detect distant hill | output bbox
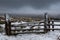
[0,13,60,19]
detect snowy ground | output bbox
[0,21,60,40]
[0,31,60,40]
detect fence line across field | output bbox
[4,13,60,35]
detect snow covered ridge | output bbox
[11,21,27,25]
[0,31,60,40]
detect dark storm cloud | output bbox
[0,0,60,9]
[0,0,60,14]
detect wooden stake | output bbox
[44,13,47,33]
[52,19,54,31]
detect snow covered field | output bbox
[0,21,60,40]
[0,31,60,40]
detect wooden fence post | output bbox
[5,13,11,35]
[44,13,48,33]
[48,17,50,31]
[52,19,54,31]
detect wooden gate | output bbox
[5,13,60,35]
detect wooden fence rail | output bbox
[11,28,60,31]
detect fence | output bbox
[4,13,60,35]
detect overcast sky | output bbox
[0,0,60,15]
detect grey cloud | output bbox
[0,0,60,14]
[0,0,60,9]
